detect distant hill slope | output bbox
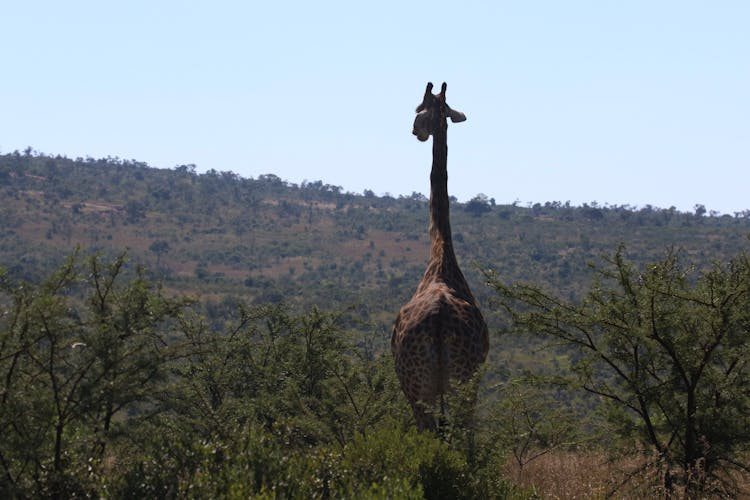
[2,150,750,339]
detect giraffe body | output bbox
[392,83,489,431]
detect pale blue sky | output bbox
[2,1,748,213]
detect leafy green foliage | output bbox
[167,303,407,447]
[0,251,187,497]
[0,253,532,498]
[488,247,750,495]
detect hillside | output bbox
[4,150,750,496]
[2,149,750,338]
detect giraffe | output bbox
[391,82,489,431]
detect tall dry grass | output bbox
[502,450,750,499]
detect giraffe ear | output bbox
[447,106,466,123]
[416,82,434,113]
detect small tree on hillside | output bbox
[487,246,750,496]
[464,194,492,217]
[149,240,170,269]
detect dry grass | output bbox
[502,450,750,499]
[503,450,626,499]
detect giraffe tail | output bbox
[438,392,447,435]
[436,306,449,435]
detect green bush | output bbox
[0,250,530,498]
[339,424,477,499]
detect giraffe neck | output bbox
[419,125,474,299]
[428,126,454,264]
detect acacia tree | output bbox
[0,252,185,497]
[487,246,750,495]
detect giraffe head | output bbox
[412,82,466,142]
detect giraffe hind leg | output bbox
[411,400,437,432]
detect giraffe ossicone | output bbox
[392,82,489,431]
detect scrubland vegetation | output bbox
[2,150,750,497]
